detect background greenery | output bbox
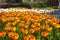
[0,0,59,9]
[23,0,58,7]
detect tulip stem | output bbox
[2,37,4,40]
[40,30,42,40]
[0,37,2,40]
[52,27,55,40]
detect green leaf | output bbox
[40,20,46,26]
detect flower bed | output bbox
[0,11,60,40]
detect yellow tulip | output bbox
[10,27,16,32]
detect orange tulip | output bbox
[54,24,60,28]
[41,32,49,37]
[28,35,36,40]
[12,19,20,25]
[8,32,19,40]
[26,21,30,25]
[15,19,20,23]
[39,25,45,30]
[13,33,19,39]
[30,29,35,33]
[8,32,14,38]
[34,27,40,32]
[20,28,24,33]
[45,20,49,24]
[19,23,25,27]
[6,22,11,27]
[51,17,56,23]
[8,17,14,21]
[1,17,7,22]
[24,30,28,34]
[12,22,16,26]
[24,17,28,20]
[5,26,11,31]
[24,36,29,40]
[31,19,34,22]
[45,14,50,19]
[24,25,29,28]
[28,17,31,21]
[31,24,36,28]
[34,22,40,26]
[45,25,52,32]
[0,31,6,37]
[55,19,59,23]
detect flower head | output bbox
[41,32,49,37]
[0,31,6,37]
[8,32,19,40]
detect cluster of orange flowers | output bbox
[0,11,60,40]
[8,32,19,40]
